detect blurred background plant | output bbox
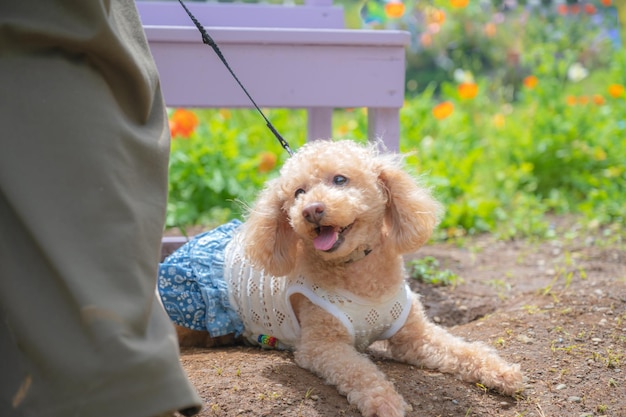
[166,0,625,242]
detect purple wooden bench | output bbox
[136,0,410,258]
[137,0,409,150]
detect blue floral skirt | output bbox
[158,220,244,337]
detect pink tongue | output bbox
[314,226,338,251]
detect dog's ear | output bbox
[379,162,441,253]
[239,179,298,276]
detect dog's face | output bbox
[240,140,441,276]
[279,141,388,262]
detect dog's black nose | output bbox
[302,202,325,224]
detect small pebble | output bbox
[309,395,319,401]
[568,396,582,403]
[451,399,459,405]
[555,384,567,390]
[516,335,533,344]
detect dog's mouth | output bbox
[313,223,353,252]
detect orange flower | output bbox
[169,108,199,139]
[592,94,605,106]
[258,151,277,173]
[566,95,578,106]
[428,9,446,25]
[608,84,625,98]
[484,22,497,38]
[458,82,478,99]
[384,1,405,19]
[557,4,568,14]
[450,0,469,8]
[600,0,612,6]
[433,101,454,120]
[523,75,538,89]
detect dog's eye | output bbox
[294,188,306,198]
[333,175,348,186]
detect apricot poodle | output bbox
[158,139,523,417]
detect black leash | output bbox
[177,0,294,157]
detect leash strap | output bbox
[176,0,294,157]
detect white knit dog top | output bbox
[224,234,413,351]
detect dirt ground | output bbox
[170,220,625,417]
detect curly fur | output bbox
[181,140,523,416]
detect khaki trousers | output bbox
[0,1,201,416]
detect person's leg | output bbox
[0,31,201,417]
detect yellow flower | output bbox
[593,147,607,161]
[608,84,625,98]
[218,109,232,120]
[492,113,506,129]
[433,101,454,120]
[458,82,478,100]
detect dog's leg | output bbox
[388,296,523,396]
[294,300,409,417]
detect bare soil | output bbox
[170,220,626,417]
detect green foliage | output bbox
[408,256,460,286]
[165,5,625,241]
[166,109,306,228]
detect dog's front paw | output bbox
[350,386,408,417]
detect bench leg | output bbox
[307,107,333,141]
[368,107,400,152]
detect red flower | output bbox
[169,109,199,139]
[583,3,597,14]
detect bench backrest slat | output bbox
[136,1,345,29]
